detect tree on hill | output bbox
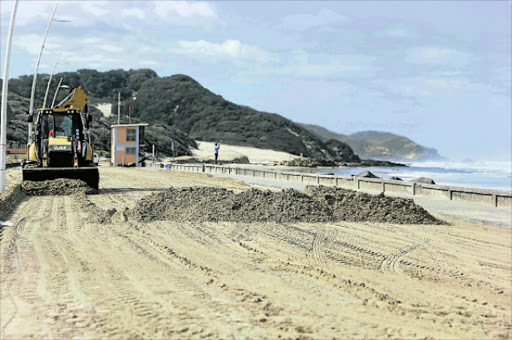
[2,70,362,161]
[131,74,338,159]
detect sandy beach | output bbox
[1,164,511,339]
[173,141,300,164]
[2,0,508,337]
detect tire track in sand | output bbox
[109,221,297,338]
[1,196,52,338]
[307,226,337,267]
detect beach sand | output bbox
[176,141,300,164]
[1,165,510,339]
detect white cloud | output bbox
[13,34,60,55]
[96,44,124,53]
[279,60,363,78]
[170,40,278,64]
[80,2,110,17]
[378,27,415,38]
[276,53,375,79]
[139,46,163,54]
[2,1,216,31]
[154,1,217,19]
[0,1,106,28]
[1,1,55,27]
[279,9,348,32]
[406,47,470,65]
[82,38,102,44]
[12,32,138,72]
[169,41,374,80]
[373,76,485,99]
[139,60,163,67]
[120,8,145,20]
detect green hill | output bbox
[1,70,357,161]
[2,69,442,163]
[302,124,443,161]
[130,74,340,159]
[0,70,197,158]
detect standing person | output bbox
[214,142,220,164]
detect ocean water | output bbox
[319,161,512,192]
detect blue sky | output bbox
[1,1,511,161]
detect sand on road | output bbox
[1,167,511,339]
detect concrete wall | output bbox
[169,164,512,209]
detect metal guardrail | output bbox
[168,164,512,209]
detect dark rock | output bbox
[280,158,337,167]
[324,139,360,162]
[175,156,250,164]
[410,177,436,185]
[353,170,380,179]
[359,159,406,167]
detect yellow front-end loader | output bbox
[22,86,99,189]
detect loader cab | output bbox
[34,108,89,167]
[38,109,85,140]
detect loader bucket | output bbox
[22,167,100,190]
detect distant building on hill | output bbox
[111,123,148,166]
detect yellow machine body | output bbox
[23,86,99,189]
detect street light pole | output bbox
[0,0,19,193]
[42,52,61,109]
[51,78,63,108]
[117,92,121,124]
[28,3,58,143]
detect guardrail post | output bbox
[412,182,416,196]
[301,175,304,183]
[382,181,385,193]
[317,175,320,184]
[449,189,453,200]
[492,194,498,207]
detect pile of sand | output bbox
[130,187,333,223]
[22,179,97,196]
[129,186,444,225]
[304,186,443,225]
[0,184,25,219]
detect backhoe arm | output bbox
[54,86,90,112]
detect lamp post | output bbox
[0,0,19,193]
[27,4,69,142]
[51,79,65,108]
[117,92,121,124]
[42,52,61,109]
